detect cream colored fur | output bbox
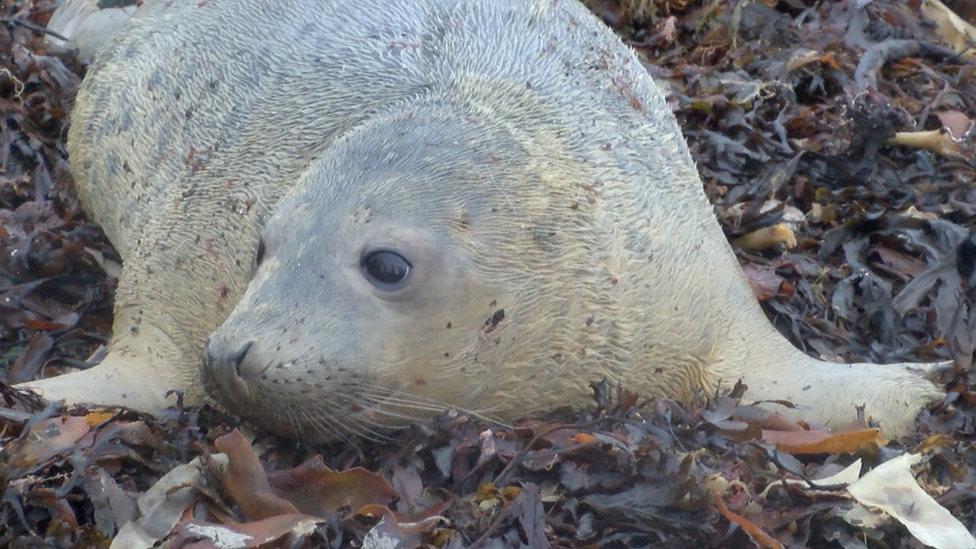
[23,0,943,438]
[46,0,136,63]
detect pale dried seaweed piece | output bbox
[847,453,976,549]
[109,454,227,549]
[922,0,976,60]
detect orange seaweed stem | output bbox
[714,492,784,549]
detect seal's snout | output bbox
[203,338,255,378]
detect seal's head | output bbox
[202,80,622,439]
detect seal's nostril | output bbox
[204,338,255,378]
[229,340,254,376]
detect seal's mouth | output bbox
[201,360,359,440]
[199,337,442,441]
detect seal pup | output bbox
[23,0,944,439]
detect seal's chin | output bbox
[202,364,374,440]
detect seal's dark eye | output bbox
[361,250,411,290]
[255,239,267,267]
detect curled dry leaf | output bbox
[741,263,792,302]
[213,429,299,520]
[7,415,91,468]
[267,454,397,517]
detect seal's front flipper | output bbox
[15,356,175,412]
[14,320,204,412]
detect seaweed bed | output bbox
[1,0,975,547]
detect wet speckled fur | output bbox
[26,0,942,438]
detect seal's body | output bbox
[26,0,942,438]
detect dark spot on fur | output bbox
[531,228,560,253]
[446,321,452,329]
[485,309,505,328]
[585,316,594,326]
